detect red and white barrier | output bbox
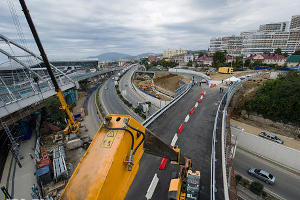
[159,158,168,170]
[177,124,184,133]
[189,108,195,115]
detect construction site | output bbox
[134,72,190,100]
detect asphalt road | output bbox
[126,85,224,200]
[119,65,157,116]
[85,88,101,135]
[99,77,143,122]
[233,148,300,200]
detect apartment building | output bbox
[163,49,187,58]
[290,15,300,30]
[209,15,300,57]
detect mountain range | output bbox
[88,52,160,62]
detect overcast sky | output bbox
[0,0,299,59]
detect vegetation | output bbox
[274,48,282,54]
[244,71,300,126]
[45,96,66,128]
[250,181,264,196]
[150,59,177,69]
[212,51,226,68]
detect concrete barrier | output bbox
[131,80,170,109]
[168,68,210,80]
[231,126,300,173]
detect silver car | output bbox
[248,168,275,184]
[259,132,284,144]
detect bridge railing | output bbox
[211,71,266,200]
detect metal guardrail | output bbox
[211,72,266,200]
[142,83,192,128]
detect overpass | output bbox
[0,34,122,125]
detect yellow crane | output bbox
[60,115,199,200]
[19,0,80,134]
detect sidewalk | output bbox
[0,136,37,200]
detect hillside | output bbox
[89,52,158,62]
[243,71,300,126]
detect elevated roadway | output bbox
[126,85,223,200]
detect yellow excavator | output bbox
[20,0,200,199]
[19,0,80,134]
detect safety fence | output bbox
[211,72,266,200]
[142,83,191,128]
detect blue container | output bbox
[19,119,32,141]
[36,165,52,185]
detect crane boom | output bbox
[19,0,80,134]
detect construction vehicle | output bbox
[59,115,200,199]
[218,67,233,74]
[19,0,80,134]
[169,170,201,200]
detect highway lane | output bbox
[85,88,101,135]
[119,65,157,115]
[99,77,143,122]
[234,148,300,200]
[126,85,223,200]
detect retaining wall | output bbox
[131,81,169,109]
[231,126,300,173]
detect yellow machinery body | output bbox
[60,114,144,200]
[218,67,233,74]
[56,89,80,134]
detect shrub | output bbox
[241,178,250,188]
[235,175,242,184]
[250,181,264,195]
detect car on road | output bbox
[248,168,275,184]
[104,87,108,90]
[259,132,284,144]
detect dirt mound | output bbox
[153,73,190,92]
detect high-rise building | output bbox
[209,15,300,57]
[163,49,187,58]
[290,15,300,30]
[259,22,289,32]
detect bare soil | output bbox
[153,73,190,92]
[231,119,300,151]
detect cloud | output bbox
[0,0,299,59]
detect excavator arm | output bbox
[60,114,191,200]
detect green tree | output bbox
[244,59,251,68]
[244,71,300,125]
[250,181,264,195]
[213,51,226,68]
[187,61,193,67]
[283,52,289,57]
[233,56,243,68]
[45,96,66,128]
[274,48,282,54]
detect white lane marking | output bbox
[184,115,190,123]
[171,134,178,147]
[195,102,198,108]
[145,173,159,200]
[200,96,203,100]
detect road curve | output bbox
[126,85,223,200]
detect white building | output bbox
[209,15,300,57]
[184,54,194,63]
[163,49,187,58]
